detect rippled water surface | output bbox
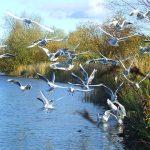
[0,76,124,150]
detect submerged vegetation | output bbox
[0,3,150,150]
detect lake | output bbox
[0,75,124,150]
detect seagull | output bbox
[144,40,150,42]
[37,91,64,111]
[69,64,102,90]
[101,82,124,101]
[7,11,54,32]
[97,110,117,123]
[36,72,67,91]
[38,46,63,62]
[129,9,150,20]
[109,20,132,30]
[50,59,74,71]
[0,53,15,58]
[119,54,137,76]
[86,51,132,66]
[139,46,150,54]
[98,25,140,46]
[27,37,63,48]
[7,79,32,91]
[0,45,7,48]
[123,71,150,89]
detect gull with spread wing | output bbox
[7,79,32,91]
[139,46,150,54]
[69,64,102,90]
[0,53,15,58]
[98,25,140,46]
[37,72,68,91]
[37,91,64,111]
[7,11,54,32]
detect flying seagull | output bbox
[50,59,74,71]
[139,46,150,54]
[37,72,67,91]
[7,79,32,91]
[37,90,64,111]
[101,82,124,101]
[0,45,7,48]
[0,53,15,58]
[7,11,54,32]
[98,25,140,46]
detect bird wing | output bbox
[38,46,51,57]
[0,45,7,48]
[71,73,84,85]
[87,69,97,84]
[55,96,65,102]
[123,75,134,84]
[27,42,39,48]
[72,43,80,52]
[118,59,127,70]
[98,25,113,37]
[51,72,55,84]
[32,21,54,33]
[101,84,113,96]
[40,91,50,104]
[7,11,23,21]
[138,71,150,84]
[1,53,15,58]
[7,79,22,87]
[68,82,82,87]
[115,82,124,95]
[37,73,49,83]
[128,54,137,70]
[89,83,103,87]
[37,97,45,105]
[79,64,88,82]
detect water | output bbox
[0,76,124,150]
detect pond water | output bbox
[0,75,124,150]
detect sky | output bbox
[0,0,111,38]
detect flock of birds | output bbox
[0,9,150,126]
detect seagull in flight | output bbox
[7,79,32,91]
[38,46,63,62]
[123,71,150,89]
[69,64,102,90]
[37,72,67,91]
[0,53,15,58]
[109,20,132,30]
[119,54,137,77]
[50,59,74,71]
[7,11,54,32]
[0,45,7,48]
[98,25,140,46]
[37,91,64,111]
[27,37,63,48]
[101,82,124,101]
[139,46,150,54]
[129,9,150,20]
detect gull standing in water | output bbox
[98,25,140,46]
[7,79,32,91]
[69,64,102,91]
[38,46,63,62]
[109,20,132,30]
[37,72,67,91]
[101,82,124,101]
[0,53,15,58]
[37,91,64,111]
[119,54,137,76]
[27,37,63,48]
[7,11,54,32]
[50,59,74,71]
[123,71,150,89]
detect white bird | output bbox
[119,54,137,76]
[37,91,64,111]
[123,71,150,89]
[101,82,124,101]
[27,37,63,48]
[109,20,132,30]
[50,59,74,71]
[7,11,54,32]
[0,53,15,58]
[7,79,32,91]
[69,64,102,90]
[129,9,150,20]
[139,46,150,54]
[98,25,140,46]
[37,72,67,91]
[38,46,63,62]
